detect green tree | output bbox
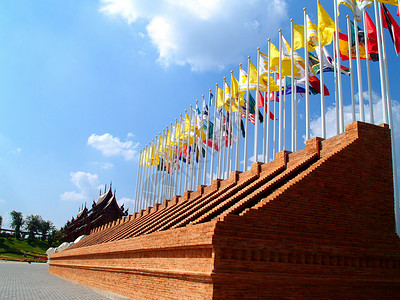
[39,220,52,241]
[10,211,24,238]
[25,214,42,240]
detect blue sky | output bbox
[0,0,399,229]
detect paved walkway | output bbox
[0,261,110,299]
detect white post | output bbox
[203,91,211,185]
[354,18,365,122]
[254,48,260,162]
[334,0,344,133]
[347,16,356,122]
[278,29,283,151]
[184,110,190,192]
[318,30,326,139]
[304,9,310,140]
[173,120,180,196]
[210,85,218,181]
[266,39,271,163]
[290,19,295,152]
[363,9,374,124]
[235,69,241,172]
[244,57,251,171]
[333,34,340,135]
[178,115,184,195]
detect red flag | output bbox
[268,91,279,102]
[381,3,400,55]
[397,3,399,17]
[309,76,330,96]
[258,91,264,108]
[365,11,379,61]
[203,139,219,151]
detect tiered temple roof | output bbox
[61,185,128,242]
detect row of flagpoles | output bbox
[134,0,400,234]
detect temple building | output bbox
[61,184,128,242]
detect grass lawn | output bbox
[0,237,61,261]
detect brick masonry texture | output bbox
[49,121,400,299]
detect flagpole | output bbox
[291,19,295,152]
[244,56,251,171]
[211,84,218,180]
[235,68,241,171]
[334,0,344,133]
[378,2,399,235]
[178,114,184,195]
[203,91,211,185]
[347,16,356,122]
[254,48,261,162]
[304,9,310,141]
[198,95,205,187]
[266,39,271,163]
[161,131,168,200]
[283,75,287,150]
[184,110,190,192]
[143,143,150,208]
[168,122,174,199]
[273,72,277,158]
[218,82,225,178]
[354,17,365,122]
[173,120,180,196]
[227,89,233,176]
[189,104,196,189]
[318,30,326,139]
[363,9,374,124]
[374,0,388,124]
[153,136,160,203]
[294,79,298,151]
[333,33,340,135]
[278,29,283,151]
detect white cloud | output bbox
[60,171,100,202]
[99,0,288,71]
[0,198,5,204]
[117,197,135,213]
[88,133,139,160]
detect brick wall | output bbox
[49,122,400,299]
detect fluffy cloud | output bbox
[87,133,139,160]
[117,197,135,213]
[99,0,288,71]
[60,171,101,202]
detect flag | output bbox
[338,32,369,60]
[337,0,373,22]
[258,51,269,75]
[209,93,214,106]
[258,91,277,120]
[293,23,305,50]
[306,13,318,51]
[309,76,330,95]
[269,42,297,77]
[313,47,351,75]
[318,0,335,47]
[241,93,264,124]
[381,3,400,55]
[365,11,379,61]
[377,0,398,5]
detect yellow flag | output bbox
[269,43,296,77]
[184,113,193,132]
[306,14,318,52]
[377,0,398,5]
[293,24,305,50]
[318,0,335,47]
[216,86,224,108]
[231,73,245,109]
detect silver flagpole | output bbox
[254,48,261,162]
[210,84,218,181]
[283,75,287,150]
[227,87,233,176]
[374,0,388,124]
[273,72,277,158]
[178,114,184,195]
[235,69,241,172]
[262,63,267,162]
[334,0,344,133]
[161,131,168,200]
[347,16,356,122]
[143,143,150,208]
[217,83,225,179]
[291,19,295,152]
[333,34,340,135]
[294,79,298,151]
[173,119,179,196]
[244,57,251,171]
[153,136,160,203]
[168,123,174,199]
[378,2,399,234]
[189,104,196,189]
[197,95,205,187]
[278,29,283,151]
[184,110,190,192]
[267,39,271,163]
[318,30,326,139]
[362,9,374,124]
[354,17,365,122]
[203,91,211,185]
[304,9,310,140]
